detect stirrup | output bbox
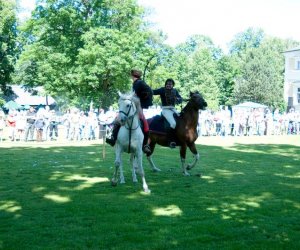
[105,137,116,146]
[143,144,151,154]
[169,142,176,149]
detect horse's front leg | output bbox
[136,150,150,193]
[130,153,138,183]
[119,154,125,184]
[180,144,189,176]
[112,147,121,186]
[186,142,200,170]
[113,145,125,185]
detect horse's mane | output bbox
[181,104,190,114]
[119,92,142,115]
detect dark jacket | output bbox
[132,79,153,109]
[26,110,36,124]
[153,87,182,107]
[35,118,45,130]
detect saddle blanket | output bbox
[147,115,167,135]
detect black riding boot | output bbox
[105,123,120,146]
[142,131,151,154]
[166,127,176,148]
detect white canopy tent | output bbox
[12,85,56,106]
[233,101,268,110]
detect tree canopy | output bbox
[0,1,299,111]
[0,0,17,96]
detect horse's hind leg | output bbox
[147,156,161,172]
[186,143,200,170]
[146,143,161,172]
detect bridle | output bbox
[119,99,138,126]
[119,99,134,119]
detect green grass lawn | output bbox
[0,136,300,249]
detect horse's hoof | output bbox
[111,180,117,187]
[120,180,125,184]
[183,172,190,176]
[144,189,151,194]
[153,168,161,172]
[195,173,202,177]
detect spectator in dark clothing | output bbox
[49,110,59,140]
[25,106,36,141]
[35,114,45,142]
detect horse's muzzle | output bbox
[119,114,127,125]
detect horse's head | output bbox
[189,91,207,110]
[118,91,140,125]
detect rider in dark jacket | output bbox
[106,69,152,154]
[132,77,153,109]
[153,78,182,148]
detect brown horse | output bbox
[146,91,207,175]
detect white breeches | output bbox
[162,106,178,129]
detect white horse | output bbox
[111,92,150,193]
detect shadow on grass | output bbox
[0,142,299,249]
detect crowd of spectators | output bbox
[198,106,300,137]
[0,105,299,143]
[0,106,101,142]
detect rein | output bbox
[125,114,139,153]
[119,98,139,153]
[180,97,190,113]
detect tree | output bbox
[76,27,148,108]
[187,48,220,110]
[172,35,221,110]
[0,0,17,95]
[216,55,239,106]
[176,34,221,58]
[229,27,265,56]
[233,36,300,110]
[14,0,156,109]
[143,43,180,91]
